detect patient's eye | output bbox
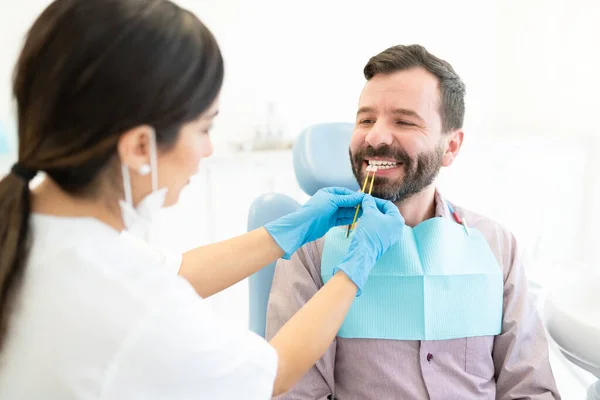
[395,120,415,127]
[359,119,375,125]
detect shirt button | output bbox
[427,353,433,363]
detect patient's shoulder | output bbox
[451,204,520,279]
[452,204,512,239]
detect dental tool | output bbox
[346,165,378,238]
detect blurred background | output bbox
[1,0,599,397]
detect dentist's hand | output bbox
[264,187,365,259]
[334,195,404,295]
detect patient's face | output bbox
[350,68,446,202]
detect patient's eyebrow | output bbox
[356,106,375,116]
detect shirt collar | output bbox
[434,189,452,219]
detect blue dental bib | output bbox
[321,217,503,341]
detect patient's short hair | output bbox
[364,44,466,132]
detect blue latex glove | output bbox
[334,195,404,295]
[265,187,365,259]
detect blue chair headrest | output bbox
[293,122,360,196]
[0,122,10,155]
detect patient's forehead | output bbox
[359,68,441,126]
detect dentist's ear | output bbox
[117,125,154,172]
[441,130,464,167]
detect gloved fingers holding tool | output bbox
[264,174,405,295]
[335,194,404,295]
[264,187,366,259]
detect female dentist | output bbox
[0,1,403,399]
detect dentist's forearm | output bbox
[269,271,358,396]
[179,227,284,298]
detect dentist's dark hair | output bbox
[0,0,223,349]
[364,44,466,132]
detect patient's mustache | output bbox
[354,145,412,167]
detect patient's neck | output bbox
[394,185,436,227]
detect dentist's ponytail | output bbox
[0,170,33,351]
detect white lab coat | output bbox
[0,214,277,399]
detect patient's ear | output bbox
[441,130,464,167]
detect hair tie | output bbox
[11,163,38,182]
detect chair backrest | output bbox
[247,122,358,337]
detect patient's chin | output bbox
[370,186,401,201]
[368,178,404,200]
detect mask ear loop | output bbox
[121,163,133,207]
[147,127,158,193]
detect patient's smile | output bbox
[363,158,404,178]
[367,159,402,169]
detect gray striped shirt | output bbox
[266,191,560,400]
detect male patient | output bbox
[266,44,560,399]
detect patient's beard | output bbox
[350,144,445,203]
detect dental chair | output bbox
[247,122,359,337]
[544,271,600,400]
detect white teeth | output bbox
[368,160,399,167]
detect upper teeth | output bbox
[368,160,398,166]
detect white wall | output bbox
[0,0,53,133]
[3,0,599,137]
[491,0,600,270]
[494,0,600,136]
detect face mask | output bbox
[119,128,168,245]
